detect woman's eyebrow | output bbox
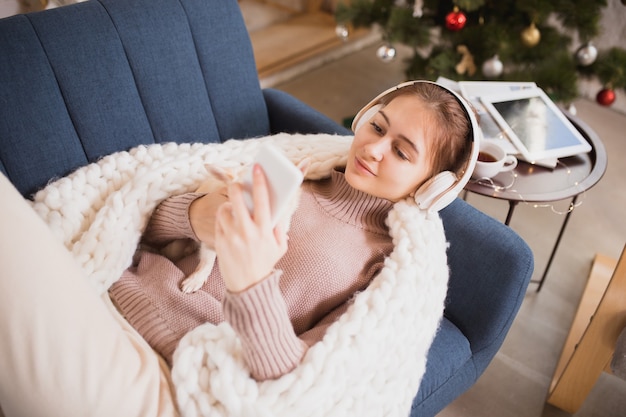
[380,110,420,153]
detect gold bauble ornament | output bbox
[520,22,541,47]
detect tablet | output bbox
[480,88,592,162]
[458,81,537,99]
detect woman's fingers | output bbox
[226,164,272,228]
[214,164,289,293]
[250,164,272,226]
[226,181,250,227]
[273,223,289,252]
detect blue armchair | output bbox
[0,0,533,415]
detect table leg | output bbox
[535,195,579,292]
[505,200,518,226]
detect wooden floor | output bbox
[241,0,372,79]
[250,12,366,79]
[272,44,626,417]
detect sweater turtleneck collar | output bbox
[307,170,394,235]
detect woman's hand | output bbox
[189,188,229,248]
[215,164,288,293]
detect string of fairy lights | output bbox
[468,159,587,215]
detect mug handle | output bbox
[501,155,518,172]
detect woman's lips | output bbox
[354,157,375,176]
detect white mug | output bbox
[471,141,518,179]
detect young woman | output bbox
[108,80,476,381]
[0,80,477,417]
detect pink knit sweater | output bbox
[109,170,393,381]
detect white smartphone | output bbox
[241,143,304,226]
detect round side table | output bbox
[464,111,608,292]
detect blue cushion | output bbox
[178,0,270,140]
[29,3,156,150]
[0,14,91,196]
[414,318,472,404]
[0,0,271,198]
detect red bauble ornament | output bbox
[445,7,467,31]
[596,88,616,106]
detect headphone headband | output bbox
[351,80,481,213]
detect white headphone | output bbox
[351,80,481,213]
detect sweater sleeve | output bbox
[223,270,308,381]
[142,192,205,246]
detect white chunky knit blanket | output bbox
[30,133,450,417]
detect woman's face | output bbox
[345,95,436,202]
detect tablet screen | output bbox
[493,96,575,152]
[481,89,591,161]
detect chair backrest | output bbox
[0,0,270,198]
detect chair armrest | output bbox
[263,88,351,135]
[410,198,533,416]
[440,198,534,368]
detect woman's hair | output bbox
[379,82,474,179]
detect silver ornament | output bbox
[482,55,503,78]
[335,24,349,41]
[376,44,397,63]
[575,43,598,66]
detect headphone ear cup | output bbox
[352,104,383,132]
[414,171,457,212]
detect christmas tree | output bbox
[335,0,626,106]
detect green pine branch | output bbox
[334,0,626,101]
